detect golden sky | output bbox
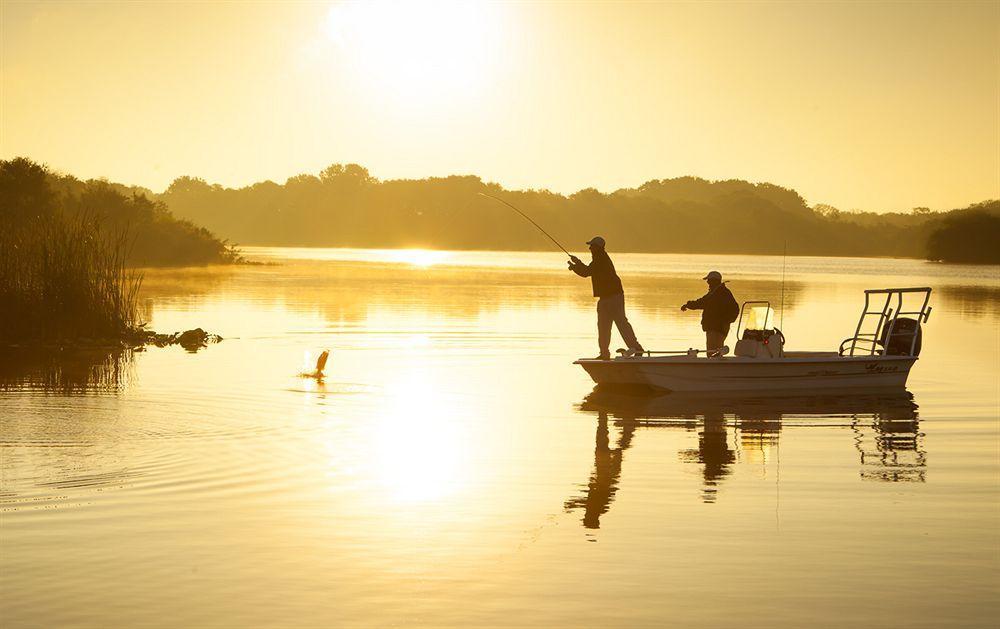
[1,0,997,211]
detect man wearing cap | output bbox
[569,236,644,360]
[681,271,740,354]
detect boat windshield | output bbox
[744,305,775,331]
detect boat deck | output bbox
[575,351,908,365]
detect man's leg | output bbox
[610,293,643,352]
[596,298,612,359]
[705,326,729,353]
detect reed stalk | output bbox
[0,209,143,344]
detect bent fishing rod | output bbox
[477,192,573,260]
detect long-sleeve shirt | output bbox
[571,251,624,298]
[685,284,739,332]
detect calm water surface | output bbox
[2,249,998,628]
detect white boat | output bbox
[575,287,932,392]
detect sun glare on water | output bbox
[373,372,466,503]
[323,0,508,106]
[385,248,449,267]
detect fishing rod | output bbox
[477,192,573,259]
[780,240,787,331]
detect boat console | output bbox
[733,302,785,359]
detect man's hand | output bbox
[568,255,581,270]
[680,305,688,311]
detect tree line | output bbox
[2,158,240,267]
[160,165,998,263]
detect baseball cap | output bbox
[586,236,606,248]
[703,271,723,281]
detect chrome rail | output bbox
[842,288,932,357]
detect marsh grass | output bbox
[0,210,143,345]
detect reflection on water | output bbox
[0,347,135,393]
[854,412,926,483]
[680,415,738,503]
[937,284,1000,319]
[1,248,997,628]
[563,413,635,528]
[569,387,923,520]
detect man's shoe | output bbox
[618,347,645,358]
[594,353,611,360]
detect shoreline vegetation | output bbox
[161,164,998,265]
[2,156,995,347]
[1,158,234,346]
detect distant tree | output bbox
[320,163,375,187]
[813,204,841,219]
[925,204,1000,264]
[752,182,809,215]
[571,187,602,198]
[165,176,214,196]
[0,156,56,223]
[285,174,321,188]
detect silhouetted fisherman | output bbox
[569,236,643,360]
[681,270,740,354]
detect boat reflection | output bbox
[566,386,924,527]
[0,347,135,393]
[854,410,926,483]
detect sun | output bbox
[323,1,508,107]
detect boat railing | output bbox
[622,348,725,358]
[841,288,932,357]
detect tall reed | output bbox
[0,210,143,344]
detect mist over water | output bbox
[2,249,998,628]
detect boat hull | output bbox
[574,354,917,392]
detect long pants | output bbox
[706,326,730,352]
[597,293,641,356]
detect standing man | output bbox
[569,236,644,360]
[681,271,740,355]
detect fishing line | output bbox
[477,192,572,258]
[780,240,787,331]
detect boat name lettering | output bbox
[865,362,899,373]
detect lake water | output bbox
[2,248,998,628]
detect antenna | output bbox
[780,241,787,331]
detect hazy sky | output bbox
[2,0,997,211]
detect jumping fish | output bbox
[299,350,330,379]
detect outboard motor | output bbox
[880,317,922,356]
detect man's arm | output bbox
[569,256,592,277]
[683,294,709,310]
